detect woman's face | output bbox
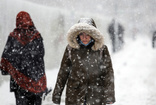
[79,32,91,45]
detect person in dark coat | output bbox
[152,31,156,48]
[108,19,116,52]
[118,23,124,49]
[0,11,47,105]
[52,18,115,105]
[108,19,124,52]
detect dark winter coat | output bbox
[108,20,124,38]
[152,31,156,48]
[0,11,47,95]
[52,18,115,105]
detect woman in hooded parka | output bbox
[0,11,47,105]
[52,18,115,105]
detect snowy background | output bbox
[0,0,156,105]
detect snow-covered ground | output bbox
[112,35,156,105]
[0,35,156,105]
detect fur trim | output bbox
[67,23,104,51]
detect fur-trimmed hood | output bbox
[67,19,104,51]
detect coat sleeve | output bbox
[0,36,13,75]
[52,46,72,104]
[102,45,116,103]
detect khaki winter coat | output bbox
[52,18,115,105]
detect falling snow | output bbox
[0,0,156,105]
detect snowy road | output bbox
[0,35,156,105]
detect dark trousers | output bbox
[84,101,86,105]
[14,90,42,105]
[152,38,156,48]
